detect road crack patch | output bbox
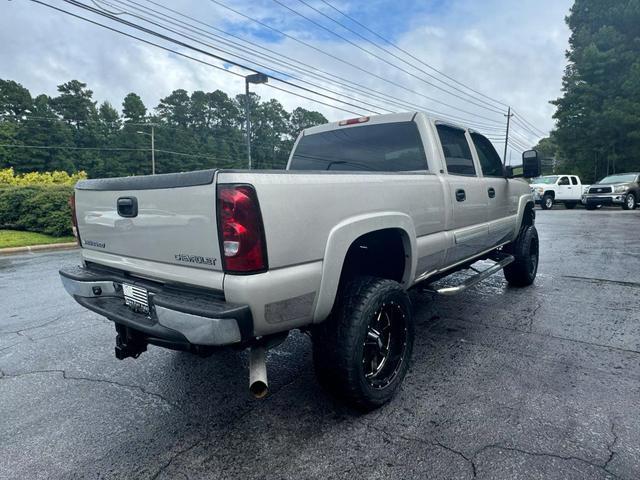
[470,442,622,479]
[562,275,640,289]
[2,369,180,410]
[0,314,66,340]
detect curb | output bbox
[0,242,78,256]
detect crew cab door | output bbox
[435,124,488,264]
[569,176,581,200]
[556,176,572,200]
[470,132,517,246]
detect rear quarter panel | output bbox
[218,170,447,331]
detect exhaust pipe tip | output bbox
[249,345,268,399]
[249,380,269,399]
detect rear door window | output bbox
[436,125,476,176]
[571,177,579,185]
[470,133,504,177]
[289,121,428,171]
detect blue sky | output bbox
[0,0,573,153]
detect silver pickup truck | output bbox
[60,112,541,410]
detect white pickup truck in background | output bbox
[530,175,589,210]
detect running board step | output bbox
[424,253,515,296]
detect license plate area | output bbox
[122,283,150,314]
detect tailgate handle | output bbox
[117,197,138,218]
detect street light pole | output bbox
[137,127,156,175]
[244,73,268,170]
[245,80,251,170]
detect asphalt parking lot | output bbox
[1,208,639,480]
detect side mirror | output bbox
[522,150,542,178]
[507,150,541,178]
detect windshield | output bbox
[597,174,637,184]
[289,121,427,171]
[531,176,558,184]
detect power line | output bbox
[0,143,236,161]
[209,0,504,125]
[28,0,367,117]
[0,115,296,154]
[317,0,509,111]
[509,129,536,147]
[133,0,506,130]
[101,0,392,114]
[279,0,505,115]
[62,0,376,116]
[511,121,544,143]
[38,0,508,134]
[512,110,547,137]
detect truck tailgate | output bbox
[75,170,222,272]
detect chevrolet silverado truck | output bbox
[530,174,587,210]
[59,113,541,410]
[582,172,640,210]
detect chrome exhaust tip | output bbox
[249,345,268,399]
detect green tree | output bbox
[157,89,190,126]
[50,80,96,129]
[14,95,75,172]
[0,79,32,118]
[551,0,640,182]
[122,92,147,123]
[289,107,327,139]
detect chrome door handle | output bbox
[488,187,496,198]
[455,189,466,202]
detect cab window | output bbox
[436,125,476,176]
[289,121,428,171]
[558,177,570,185]
[471,133,504,177]
[571,176,579,185]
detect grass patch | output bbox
[0,229,75,249]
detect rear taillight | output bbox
[217,184,267,273]
[69,192,81,246]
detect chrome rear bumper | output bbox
[59,265,252,347]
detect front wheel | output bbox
[312,276,414,411]
[622,193,636,210]
[503,225,539,287]
[540,194,554,210]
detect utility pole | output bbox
[244,73,268,169]
[136,126,156,174]
[245,80,251,170]
[503,106,513,165]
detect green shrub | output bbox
[0,185,74,236]
[0,167,87,186]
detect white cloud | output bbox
[0,0,572,153]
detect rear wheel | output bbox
[565,202,577,210]
[585,203,599,210]
[622,193,636,210]
[312,276,413,411]
[503,225,539,287]
[541,194,554,210]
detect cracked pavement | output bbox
[1,208,639,479]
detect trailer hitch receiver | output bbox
[114,324,147,360]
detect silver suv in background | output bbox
[582,173,640,210]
